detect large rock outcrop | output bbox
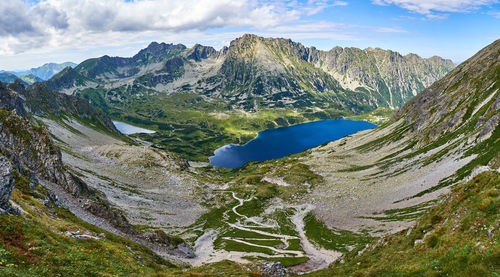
[0,155,15,214]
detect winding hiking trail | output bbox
[289,205,342,273]
[190,191,341,273]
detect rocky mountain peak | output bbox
[134,41,187,61]
[185,44,218,61]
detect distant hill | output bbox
[7,62,77,82]
[19,73,44,84]
[27,62,77,80]
[0,71,25,84]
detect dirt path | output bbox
[189,192,341,272]
[289,204,342,274]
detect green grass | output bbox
[219,239,275,255]
[0,190,175,277]
[74,87,386,162]
[285,239,302,251]
[243,255,310,267]
[304,212,374,253]
[307,171,500,276]
[241,239,284,248]
[360,199,440,222]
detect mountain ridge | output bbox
[47,34,455,112]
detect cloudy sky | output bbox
[1,0,499,70]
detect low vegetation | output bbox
[76,88,390,161]
[308,171,500,276]
[0,185,175,276]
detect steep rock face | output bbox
[1,81,118,133]
[133,42,187,63]
[0,81,28,116]
[0,155,14,213]
[0,81,138,235]
[308,46,455,108]
[0,109,81,195]
[216,34,344,109]
[0,109,137,234]
[47,34,455,112]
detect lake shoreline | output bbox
[209,119,377,169]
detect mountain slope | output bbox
[18,73,43,85]
[309,170,499,276]
[249,38,499,267]
[0,80,198,264]
[44,35,454,161]
[1,81,119,134]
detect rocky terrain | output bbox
[0,82,196,262]
[0,156,15,214]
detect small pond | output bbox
[112,121,156,135]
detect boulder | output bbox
[261,261,287,277]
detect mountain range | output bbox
[48,34,455,112]
[1,62,77,85]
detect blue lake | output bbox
[112,121,156,135]
[209,119,377,169]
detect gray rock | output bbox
[82,199,137,235]
[0,155,14,213]
[261,261,287,277]
[177,242,196,258]
[479,114,500,138]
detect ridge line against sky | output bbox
[0,0,499,70]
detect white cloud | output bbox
[373,27,407,32]
[0,0,304,55]
[302,0,349,15]
[426,13,450,20]
[0,0,409,69]
[373,0,497,19]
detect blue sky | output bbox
[0,0,499,70]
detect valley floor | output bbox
[31,109,496,274]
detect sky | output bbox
[0,0,499,71]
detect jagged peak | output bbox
[8,79,26,90]
[134,41,187,60]
[185,44,217,61]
